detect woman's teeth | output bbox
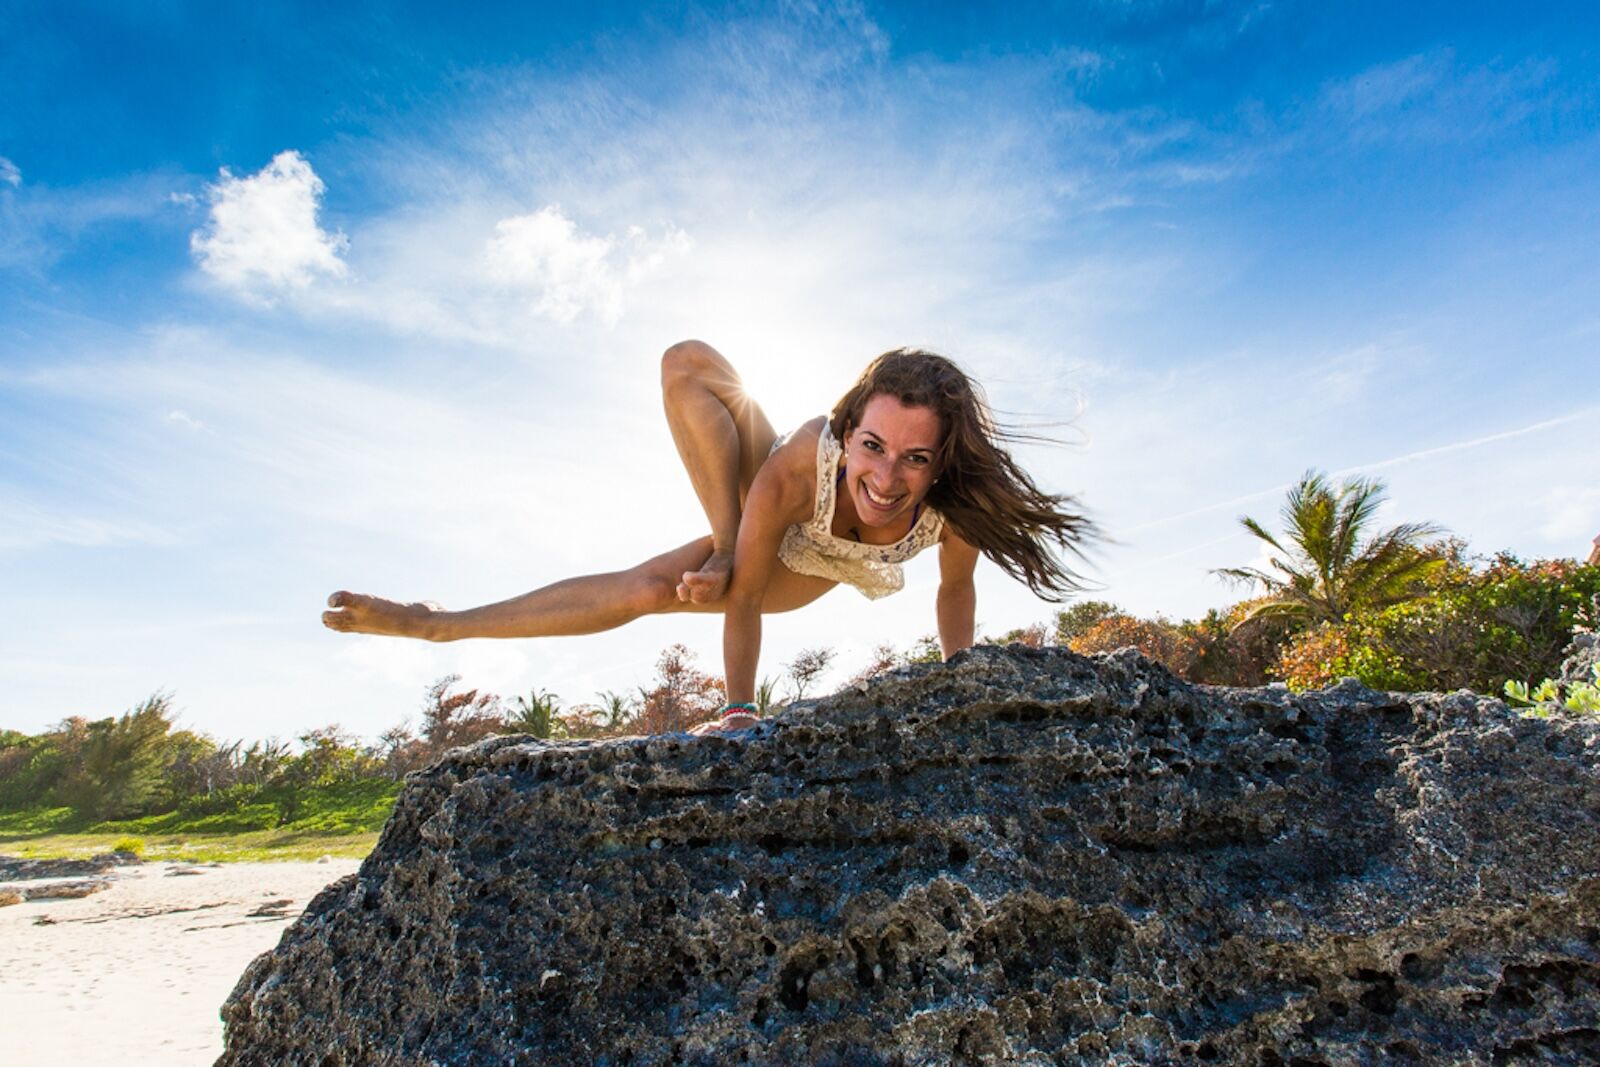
[864,484,899,507]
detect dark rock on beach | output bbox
[219,647,1600,1066]
[0,853,129,881]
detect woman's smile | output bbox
[845,394,943,531]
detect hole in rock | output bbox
[1355,970,1399,1016]
[777,961,810,1011]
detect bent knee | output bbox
[627,572,681,617]
[661,339,718,387]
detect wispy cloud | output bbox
[1321,49,1559,145]
[0,170,178,271]
[1122,407,1596,535]
[0,157,19,187]
[0,497,179,550]
[190,150,349,300]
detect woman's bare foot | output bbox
[676,551,733,604]
[322,591,447,640]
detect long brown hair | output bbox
[830,348,1096,601]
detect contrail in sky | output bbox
[1125,408,1596,536]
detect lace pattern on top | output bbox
[776,421,944,600]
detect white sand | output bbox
[0,859,360,1066]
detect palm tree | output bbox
[506,689,565,740]
[754,675,781,715]
[1215,470,1443,627]
[595,690,636,733]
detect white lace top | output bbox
[776,421,945,600]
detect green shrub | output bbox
[1278,553,1600,695]
[111,836,145,856]
[1505,664,1600,718]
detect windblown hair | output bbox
[830,348,1096,601]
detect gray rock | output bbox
[21,878,110,901]
[0,854,119,881]
[219,647,1600,1066]
[1558,629,1598,687]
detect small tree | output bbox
[754,675,782,714]
[995,623,1051,648]
[1068,614,1200,676]
[375,723,427,779]
[505,689,566,740]
[594,690,637,734]
[785,646,837,700]
[1054,600,1120,644]
[1217,470,1444,629]
[288,725,369,787]
[636,644,725,733]
[420,675,504,754]
[69,694,177,820]
[904,634,943,665]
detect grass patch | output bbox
[0,778,403,863]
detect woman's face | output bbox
[844,393,943,528]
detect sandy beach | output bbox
[1,858,361,1066]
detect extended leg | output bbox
[660,340,777,603]
[322,539,838,640]
[323,539,715,641]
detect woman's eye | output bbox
[863,439,883,452]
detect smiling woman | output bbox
[322,341,1095,733]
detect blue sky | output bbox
[3,1,1598,741]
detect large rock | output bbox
[219,647,1600,1065]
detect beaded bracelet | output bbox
[721,702,759,718]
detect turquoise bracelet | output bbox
[721,702,759,718]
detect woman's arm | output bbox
[720,436,815,704]
[936,527,980,659]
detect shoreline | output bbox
[0,856,359,1066]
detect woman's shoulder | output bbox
[756,417,828,515]
[771,416,830,466]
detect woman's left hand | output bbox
[689,713,759,736]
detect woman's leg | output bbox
[659,340,778,602]
[322,539,837,640]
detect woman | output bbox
[323,341,1093,733]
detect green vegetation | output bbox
[0,777,401,861]
[1043,474,1598,700]
[1506,663,1600,718]
[0,647,731,861]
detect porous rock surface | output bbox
[1559,631,1598,687]
[219,647,1600,1065]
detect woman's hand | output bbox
[689,712,759,736]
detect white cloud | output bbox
[0,157,20,186]
[484,205,689,325]
[190,150,348,298]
